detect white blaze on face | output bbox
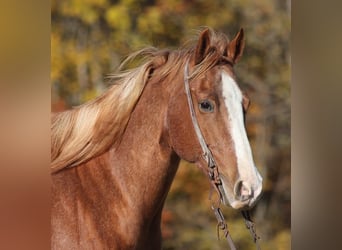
[221,72,262,197]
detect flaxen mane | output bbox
[51,28,231,173]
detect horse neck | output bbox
[107,72,182,217]
[51,66,185,249]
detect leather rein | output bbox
[183,60,261,250]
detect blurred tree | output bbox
[51,0,290,249]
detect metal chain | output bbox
[208,166,237,250]
[213,206,237,250]
[241,210,261,250]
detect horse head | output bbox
[167,28,263,210]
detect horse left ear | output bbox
[194,28,211,64]
[227,28,245,64]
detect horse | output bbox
[51,27,263,249]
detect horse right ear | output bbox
[226,28,245,64]
[194,28,211,64]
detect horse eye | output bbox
[199,100,214,113]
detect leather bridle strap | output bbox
[183,60,261,250]
[183,60,216,169]
[183,60,224,203]
[183,60,237,250]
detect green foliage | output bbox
[51,0,290,248]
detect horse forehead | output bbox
[196,67,240,99]
[204,68,242,103]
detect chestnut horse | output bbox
[51,28,263,249]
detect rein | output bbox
[183,60,261,250]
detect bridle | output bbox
[183,60,261,250]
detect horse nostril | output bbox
[234,180,252,201]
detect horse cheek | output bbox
[166,94,201,163]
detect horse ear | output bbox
[227,28,245,64]
[194,28,211,64]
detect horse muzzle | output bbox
[220,174,263,210]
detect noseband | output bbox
[183,60,261,250]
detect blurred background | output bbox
[51,0,290,249]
